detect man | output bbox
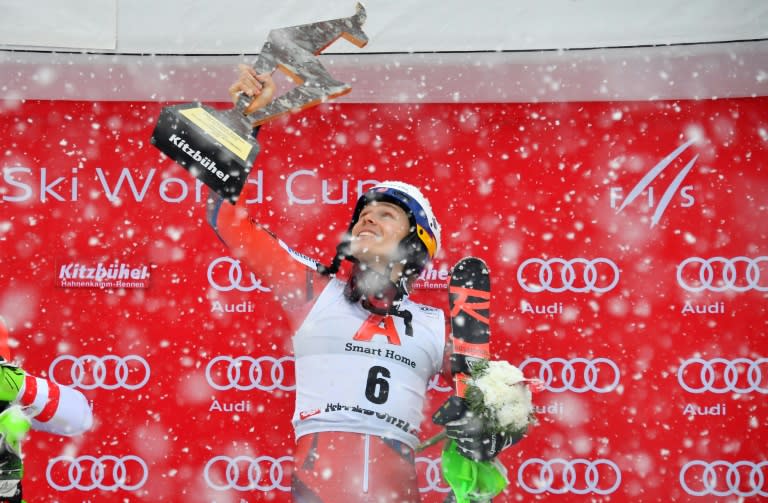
[204,66,517,501]
[0,317,93,502]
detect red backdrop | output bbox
[0,97,766,501]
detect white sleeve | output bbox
[16,375,93,436]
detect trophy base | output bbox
[150,102,259,204]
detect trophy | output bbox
[150,4,368,203]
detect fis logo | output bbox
[610,138,698,227]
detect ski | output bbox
[448,256,491,398]
[442,256,494,503]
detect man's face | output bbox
[349,201,410,271]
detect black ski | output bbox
[448,256,491,398]
[442,257,493,503]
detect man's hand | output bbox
[433,396,521,462]
[228,64,276,116]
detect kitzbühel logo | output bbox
[167,134,231,181]
[56,261,150,289]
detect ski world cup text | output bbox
[2,166,380,205]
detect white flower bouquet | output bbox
[462,359,539,438]
[419,359,541,503]
[418,359,540,452]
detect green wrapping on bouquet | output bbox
[441,440,508,503]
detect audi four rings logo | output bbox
[206,356,296,391]
[677,357,768,394]
[208,256,271,292]
[518,458,622,495]
[416,456,451,493]
[46,455,148,491]
[49,355,151,390]
[519,357,620,393]
[204,455,292,492]
[516,258,620,293]
[204,455,450,493]
[680,460,768,497]
[677,256,768,292]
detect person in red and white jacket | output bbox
[8,363,93,436]
[0,317,92,502]
[204,66,520,502]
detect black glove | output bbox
[433,395,520,462]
